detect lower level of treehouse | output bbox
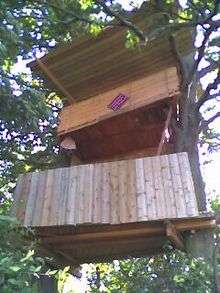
[12,152,216,265]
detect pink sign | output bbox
[108,93,129,111]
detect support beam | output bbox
[39,217,216,245]
[36,58,74,101]
[166,220,185,251]
[156,105,173,156]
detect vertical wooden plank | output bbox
[11,175,24,218]
[151,156,166,219]
[78,165,86,224]
[135,158,148,221]
[118,160,128,223]
[32,171,48,226]
[101,162,110,224]
[92,163,102,223]
[109,161,120,224]
[58,167,70,225]
[15,174,32,225]
[48,168,62,226]
[24,172,39,226]
[40,169,54,226]
[83,164,94,224]
[65,165,78,225]
[169,153,187,217]
[143,157,157,220]
[160,155,177,218]
[74,165,81,224]
[178,153,199,216]
[126,159,137,223]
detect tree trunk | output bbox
[174,99,206,211]
[173,49,207,211]
[36,275,57,293]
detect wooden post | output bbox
[166,220,185,250]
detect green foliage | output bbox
[211,197,220,213]
[87,246,214,292]
[125,30,140,49]
[57,266,70,292]
[0,215,45,293]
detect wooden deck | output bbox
[12,153,198,227]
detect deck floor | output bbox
[35,215,216,266]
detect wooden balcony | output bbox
[11,153,215,265]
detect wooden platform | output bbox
[36,217,216,265]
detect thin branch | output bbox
[204,0,220,25]
[205,112,220,125]
[94,0,147,42]
[197,60,220,80]
[199,111,220,133]
[187,0,206,17]
[44,2,98,25]
[188,27,213,83]
[197,69,220,109]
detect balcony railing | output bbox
[12,152,198,228]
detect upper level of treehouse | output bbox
[11,23,216,266]
[29,26,192,163]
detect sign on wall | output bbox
[108,93,129,111]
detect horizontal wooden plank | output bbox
[58,67,179,135]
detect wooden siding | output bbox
[69,99,175,163]
[12,153,198,227]
[58,67,179,135]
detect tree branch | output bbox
[197,60,220,80]
[185,18,220,85]
[94,0,147,42]
[196,69,220,109]
[44,2,99,25]
[199,111,220,133]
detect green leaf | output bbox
[9,265,21,272]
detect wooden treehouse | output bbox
[11,24,216,266]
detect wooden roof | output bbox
[29,26,192,103]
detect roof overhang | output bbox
[28,26,192,104]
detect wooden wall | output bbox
[12,153,198,227]
[58,67,179,136]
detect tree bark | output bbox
[173,50,207,211]
[174,103,206,211]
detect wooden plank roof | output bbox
[29,26,192,103]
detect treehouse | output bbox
[11,24,216,266]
